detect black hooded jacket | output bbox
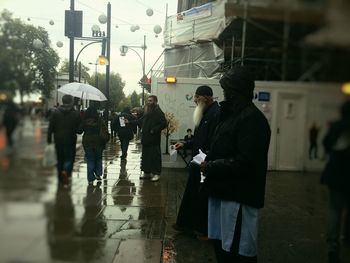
[48,105,81,145]
[321,102,350,192]
[203,101,271,208]
[115,112,136,141]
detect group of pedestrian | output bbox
[45,65,349,263]
[173,67,271,263]
[47,93,167,185]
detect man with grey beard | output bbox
[126,95,167,182]
[173,85,220,237]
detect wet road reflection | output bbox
[46,185,77,261]
[2,118,347,262]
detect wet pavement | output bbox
[0,117,349,263]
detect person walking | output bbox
[130,95,167,182]
[309,122,320,160]
[115,106,136,161]
[173,85,220,237]
[321,100,350,263]
[2,99,21,148]
[110,112,118,138]
[77,106,108,185]
[200,66,271,263]
[48,94,81,185]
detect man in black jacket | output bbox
[115,106,136,161]
[138,95,167,182]
[201,67,271,263]
[48,94,81,185]
[321,100,350,263]
[174,85,220,237]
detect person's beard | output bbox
[193,101,206,127]
[144,103,155,114]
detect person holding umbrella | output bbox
[78,106,109,184]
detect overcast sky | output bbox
[0,0,177,97]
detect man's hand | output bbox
[174,142,184,150]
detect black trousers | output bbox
[212,207,257,263]
[176,164,208,234]
[141,144,162,175]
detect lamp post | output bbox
[120,35,147,106]
[88,62,99,89]
[74,40,108,82]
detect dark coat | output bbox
[3,102,20,133]
[321,119,350,193]
[203,101,271,208]
[116,112,136,140]
[140,106,167,146]
[77,117,107,149]
[48,105,80,145]
[191,101,220,155]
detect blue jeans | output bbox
[84,146,103,182]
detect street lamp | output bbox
[74,40,109,83]
[120,35,147,106]
[88,61,99,89]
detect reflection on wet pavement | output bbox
[1,118,350,263]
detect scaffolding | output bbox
[163,0,350,82]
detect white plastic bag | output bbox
[169,145,177,162]
[42,144,57,168]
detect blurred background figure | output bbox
[309,122,320,160]
[321,100,350,263]
[2,98,21,149]
[110,112,118,138]
[183,128,193,158]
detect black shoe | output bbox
[343,237,350,247]
[328,251,340,263]
[172,223,185,232]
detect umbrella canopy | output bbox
[58,82,107,101]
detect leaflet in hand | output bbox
[191,149,206,165]
[119,116,125,127]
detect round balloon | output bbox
[146,8,154,16]
[98,14,107,24]
[91,24,100,31]
[153,25,162,34]
[56,41,63,48]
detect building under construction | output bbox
[163,0,350,82]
